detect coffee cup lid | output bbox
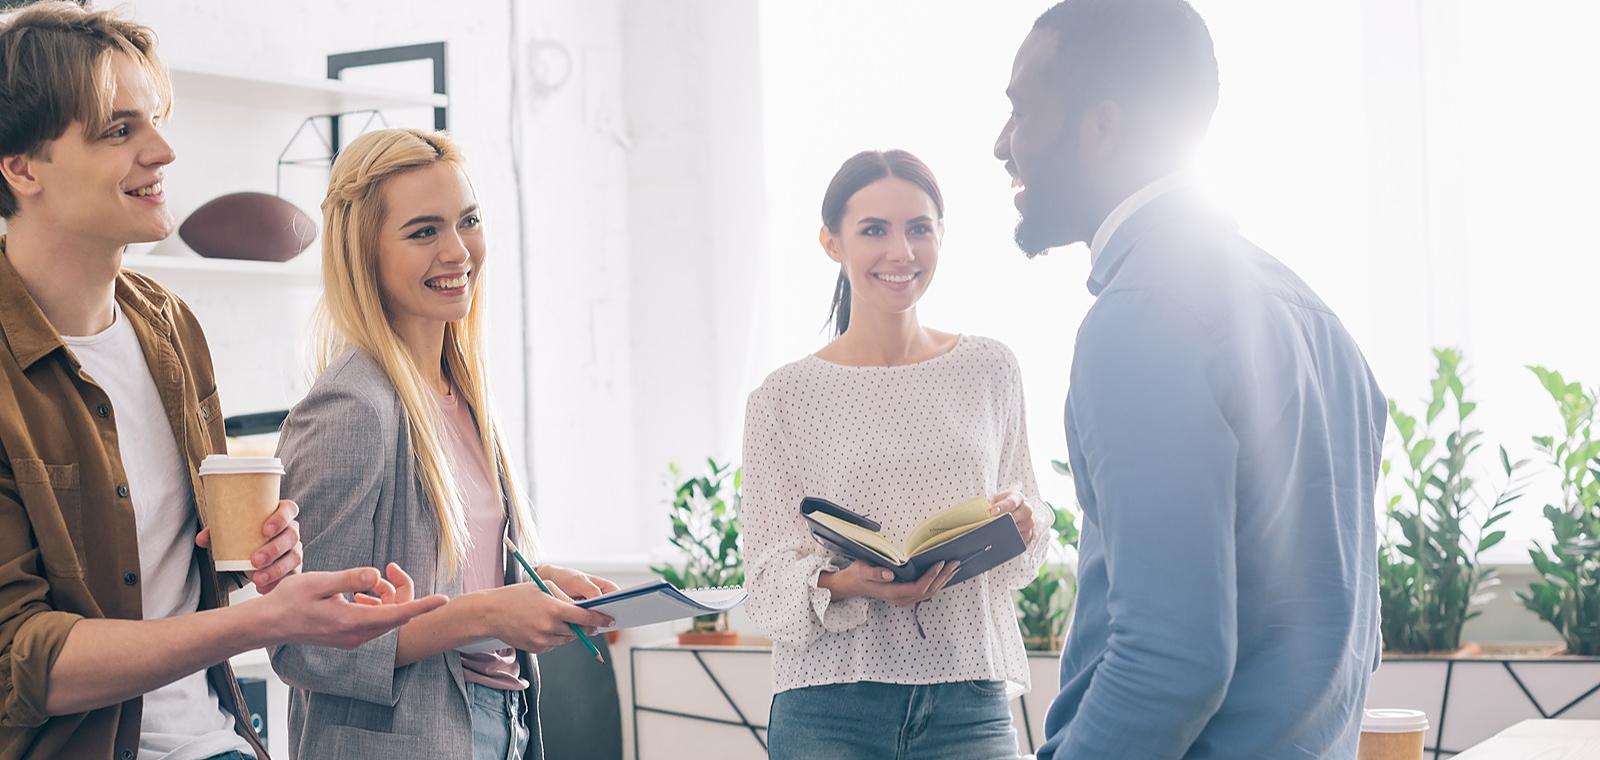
[1361,708,1429,733]
[199,455,285,476]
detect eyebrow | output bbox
[855,215,935,227]
[99,109,152,129]
[398,204,480,230]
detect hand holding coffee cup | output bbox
[197,498,301,593]
[197,455,299,591]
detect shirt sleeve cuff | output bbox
[2,610,84,727]
[809,566,870,634]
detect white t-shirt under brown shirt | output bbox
[741,334,1050,695]
[63,305,254,760]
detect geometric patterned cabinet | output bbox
[630,642,1600,759]
[1366,654,1600,759]
[1016,652,1065,754]
[629,641,1067,759]
[630,642,774,760]
[1027,651,1600,758]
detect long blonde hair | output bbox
[315,127,532,572]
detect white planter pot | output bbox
[1366,652,1600,758]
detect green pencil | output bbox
[503,536,605,663]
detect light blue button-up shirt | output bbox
[1038,188,1386,759]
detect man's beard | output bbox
[1013,184,1079,259]
[1014,217,1054,259]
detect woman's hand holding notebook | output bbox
[800,496,1025,587]
[457,581,748,653]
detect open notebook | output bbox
[801,495,1025,587]
[458,581,748,653]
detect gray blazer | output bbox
[268,349,540,759]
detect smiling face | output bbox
[994,26,1096,258]
[16,52,175,249]
[373,161,485,330]
[822,176,944,320]
[996,7,1222,259]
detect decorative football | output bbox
[178,192,317,262]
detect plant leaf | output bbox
[1478,530,1507,552]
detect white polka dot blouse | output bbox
[741,334,1051,695]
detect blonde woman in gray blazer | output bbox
[269,129,617,759]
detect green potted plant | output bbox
[1367,357,1600,755]
[1379,348,1528,655]
[1015,460,1081,653]
[651,458,744,645]
[1521,366,1600,655]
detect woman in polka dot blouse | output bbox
[743,149,1052,760]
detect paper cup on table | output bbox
[1358,708,1428,760]
[197,455,284,571]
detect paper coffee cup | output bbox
[1358,708,1428,760]
[198,455,285,571]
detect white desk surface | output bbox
[1453,719,1600,759]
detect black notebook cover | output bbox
[800,496,1026,587]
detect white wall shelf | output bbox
[124,253,320,285]
[167,61,448,114]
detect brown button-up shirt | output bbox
[0,241,266,760]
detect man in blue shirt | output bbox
[994,2,1386,757]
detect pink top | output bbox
[436,386,524,690]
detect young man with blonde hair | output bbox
[0,4,445,759]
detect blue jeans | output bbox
[768,681,1019,760]
[469,683,531,760]
[204,753,253,760]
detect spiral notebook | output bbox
[458,581,748,653]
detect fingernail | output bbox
[881,571,893,580]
